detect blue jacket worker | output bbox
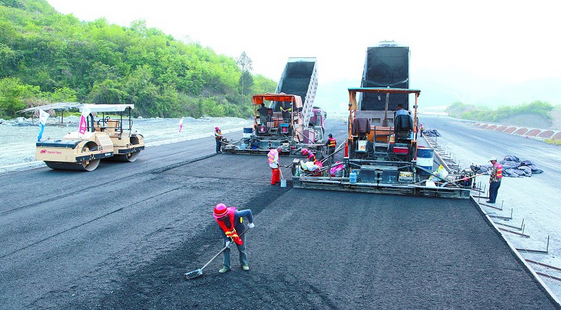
[213,203,255,273]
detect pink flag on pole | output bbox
[79,107,90,135]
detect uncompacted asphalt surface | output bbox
[0,118,559,309]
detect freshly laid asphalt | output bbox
[0,118,559,309]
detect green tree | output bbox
[87,79,127,103]
[253,74,277,94]
[50,87,77,102]
[236,51,253,96]
[239,71,254,96]
[0,1,277,119]
[0,77,42,117]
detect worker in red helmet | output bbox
[268,146,283,185]
[214,127,223,154]
[213,203,254,273]
[301,148,317,163]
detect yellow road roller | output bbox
[36,104,144,171]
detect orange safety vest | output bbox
[268,149,279,168]
[215,129,222,140]
[328,138,336,148]
[304,149,316,162]
[495,163,503,179]
[490,163,503,182]
[215,207,243,245]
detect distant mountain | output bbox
[412,68,561,108]
[472,77,561,107]
[314,69,561,115]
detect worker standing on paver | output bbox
[280,105,292,124]
[395,103,409,116]
[214,127,223,154]
[268,146,282,185]
[325,134,336,165]
[257,104,269,126]
[213,203,254,273]
[487,157,503,204]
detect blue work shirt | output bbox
[218,209,253,241]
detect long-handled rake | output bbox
[184,244,229,280]
[184,229,249,280]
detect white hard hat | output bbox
[489,157,497,161]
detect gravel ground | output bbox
[0,115,559,308]
[17,154,556,309]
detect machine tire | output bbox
[44,159,100,171]
[80,158,101,171]
[44,142,101,171]
[113,151,140,162]
[78,142,100,171]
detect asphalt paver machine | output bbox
[222,57,325,155]
[222,93,324,155]
[292,87,472,198]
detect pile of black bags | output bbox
[470,155,543,178]
[422,129,441,137]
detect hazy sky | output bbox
[46,0,560,86]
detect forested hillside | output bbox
[0,0,277,118]
[445,100,560,130]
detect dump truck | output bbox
[275,57,323,143]
[358,40,410,126]
[36,104,144,171]
[291,43,472,198]
[222,57,325,155]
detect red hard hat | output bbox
[215,127,219,130]
[301,148,308,155]
[213,203,228,219]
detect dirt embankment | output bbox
[498,109,561,131]
[551,108,561,130]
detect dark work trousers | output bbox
[215,139,221,154]
[328,146,336,166]
[223,231,247,269]
[489,181,501,203]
